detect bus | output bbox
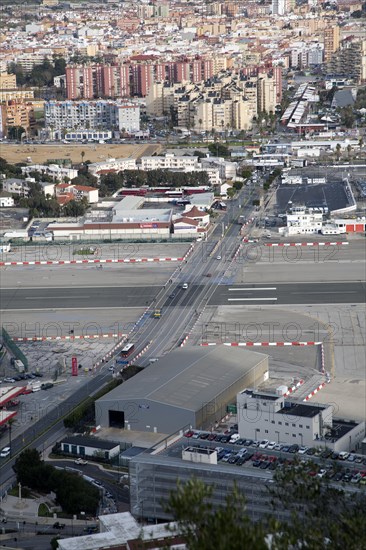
[120,343,135,358]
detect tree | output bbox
[7,126,25,141]
[335,143,342,161]
[166,468,366,550]
[208,142,230,158]
[81,150,85,165]
[166,479,268,550]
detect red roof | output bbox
[184,206,207,218]
[73,185,98,192]
[174,217,200,226]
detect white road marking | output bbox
[228,298,278,301]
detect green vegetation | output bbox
[13,449,99,515]
[100,169,209,196]
[208,142,230,158]
[8,57,66,89]
[0,157,23,178]
[63,378,122,430]
[38,503,51,517]
[166,464,366,550]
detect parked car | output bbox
[338,451,350,461]
[184,430,194,438]
[266,441,276,450]
[53,522,65,530]
[0,447,11,458]
[289,444,299,454]
[74,458,88,465]
[3,378,15,383]
[41,383,54,390]
[298,446,309,455]
[259,440,269,449]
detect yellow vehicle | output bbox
[153,308,162,319]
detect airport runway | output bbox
[1,282,365,310]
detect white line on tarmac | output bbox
[228,298,278,301]
[228,287,277,291]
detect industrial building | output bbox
[95,347,269,434]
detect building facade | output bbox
[44,100,140,134]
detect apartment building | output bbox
[0,89,34,102]
[65,57,221,100]
[0,73,16,89]
[324,25,340,63]
[328,39,366,84]
[44,100,140,134]
[0,100,35,138]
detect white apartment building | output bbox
[139,154,198,172]
[237,389,365,452]
[283,206,324,235]
[45,100,140,134]
[0,193,14,207]
[21,165,78,182]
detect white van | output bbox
[182,283,188,289]
[229,433,240,444]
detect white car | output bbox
[182,283,188,290]
[298,446,309,455]
[267,441,276,450]
[317,469,327,479]
[274,444,283,451]
[216,256,222,260]
[259,439,269,449]
[74,458,88,465]
[338,451,350,461]
[0,447,11,458]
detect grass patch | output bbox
[73,248,96,256]
[9,486,32,498]
[38,503,52,517]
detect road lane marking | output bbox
[228,298,278,301]
[228,287,277,291]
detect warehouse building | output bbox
[95,347,269,434]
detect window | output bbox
[299,424,303,428]
[271,420,275,424]
[278,421,282,425]
[265,430,268,434]
[293,434,296,437]
[285,422,289,426]
[63,444,69,453]
[306,425,310,429]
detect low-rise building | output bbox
[60,436,120,460]
[0,192,14,207]
[237,388,365,453]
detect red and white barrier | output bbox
[284,379,304,397]
[263,242,348,247]
[201,341,321,347]
[303,382,328,401]
[320,343,325,375]
[12,332,126,342]
[0,257,187,267]
[180,335,189,348]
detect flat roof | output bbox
[324,419,361,442]
[277,182,351,213]
[97,347,268,413]
[277,402,325,418]
[241,389,279,401]
[61,436,120,450]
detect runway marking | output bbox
[228,298,278,301]
[1,306,144,311]
[25,295,91,299]
[290,291,357,295]
[228,287,277,291]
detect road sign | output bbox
[116,360,129,365]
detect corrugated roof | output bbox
[97,347,267,412]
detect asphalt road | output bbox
[2,281,365,310]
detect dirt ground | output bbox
[0,142,163,165]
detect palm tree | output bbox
[335,143,341,161]
[7,417,16,455]
[81,150,85,165]
[347,144,352,160]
